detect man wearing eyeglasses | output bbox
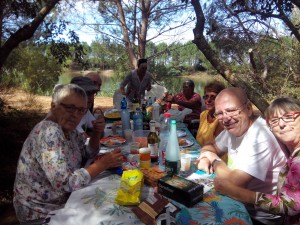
[196,87,287,225]
[71,76,105,138]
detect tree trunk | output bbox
[0,0,60,72]
[190,0,269,113]
[116,0,137,69]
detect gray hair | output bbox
[265,97,300,121]
[52,84,87,104]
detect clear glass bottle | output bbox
[165,120,181,175]
[158,112,171,171]
[148,120,159,162]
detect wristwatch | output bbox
[212,158,223,168]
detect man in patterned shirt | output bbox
[165,79,202,124]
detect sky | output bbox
[69,1,195,45]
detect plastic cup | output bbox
[130,142,140,154]
[139,147,151,169]
[124,129,133,142]
[180,154,191,171]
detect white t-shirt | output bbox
[215,116,287,225]
[76,110,96,133]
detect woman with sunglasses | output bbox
[13,84,123,225]
[196,81,225,147]
[214,97,300,225]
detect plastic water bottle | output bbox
[121,97,130,136]
[165,120,181,175]
[158,112,171,171]
[152,102,160,122]
[133,107,143,130]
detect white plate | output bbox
[177,129,187,137]
[178,138,194,148]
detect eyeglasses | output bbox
[268,112,300,128]
[203,95,217,101]
[213,103,247,120]
[60,103,87,115]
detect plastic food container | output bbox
[132,130,150,148]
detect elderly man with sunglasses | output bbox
[196,87,287,225]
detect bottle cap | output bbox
[164,112,171,118]
[170,120,176,124]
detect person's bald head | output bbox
[216,87,248,106]
[85,72,102,92]
[214,87,253,137]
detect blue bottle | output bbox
[133,107,143,130]
[121,97,127,109]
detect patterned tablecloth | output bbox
[47,170,252,225]
[47,123,253,225]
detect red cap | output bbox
[164,112,171,118]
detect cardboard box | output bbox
[157,175,203,207]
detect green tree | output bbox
[187,0,300,112]
[83,0,193,69]
[3,43,62,93]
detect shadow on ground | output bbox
[0,105,44,225]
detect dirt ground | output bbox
[3,90,114,113]
[0,89,113,225]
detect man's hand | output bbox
[214,177,233,196]
[196,157,214,174]
[91,116,105,136]
[196,151,219,174]
[199,151,219,163]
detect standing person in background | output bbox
[165,79,202,125]
[70,76,104,138]
[196,81,225,146]
[196,87,287,225]
[13,84,123,224]
[214,97,300,225]
[85,72,102,112]
[119,58,152,102]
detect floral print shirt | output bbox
[255,147,300,225]
[13,120,97,222]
